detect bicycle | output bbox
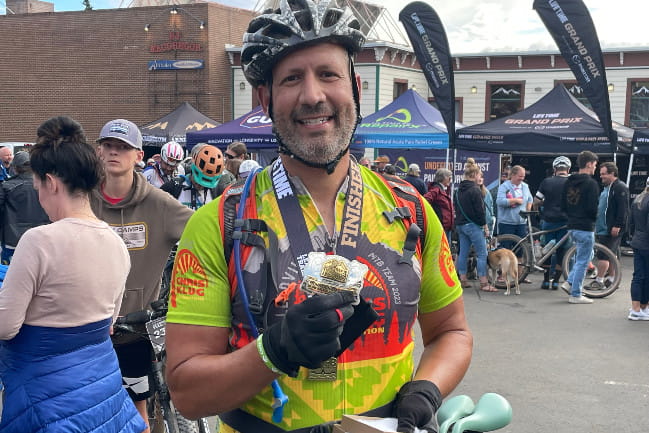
[494,210,621,298]
[113,300,212,433]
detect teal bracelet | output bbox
[256,336,283,375]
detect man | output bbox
[404,163,427,195]
[560,150,600,304]
[358,156,371,169]
[533,156,571,290]
[144,141,185,188]
[0,151,50,264]
[90,119,194,431]
[496,165,533,238]
[164,2,472,433]
[592,162,629,290]
[373,155,390,173]
[161,144,226,210]
[424,168,454,241]
[0,146,14,181]
[225,141,248,161]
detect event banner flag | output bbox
[399,2,455,147]
[534,0,616,150]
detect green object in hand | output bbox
[436,395,475,433]
[450,393,512,433]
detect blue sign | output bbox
[148,59,204,71]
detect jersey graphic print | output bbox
[171,249,208,308]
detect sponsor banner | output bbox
[148,59,204,70]
[375,149,499,190]
[633,128,649,154]
[399,2,456,147]
[534,0,615,151]
[239,108,272,129]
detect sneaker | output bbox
[551,281,559,290]
[643,307,649,315]
[569,296,594,304]
[628,309,649,321]
[589,281,605,290]
[561,281,572,295]
[541,281,551,290]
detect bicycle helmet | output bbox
[241,0,366,87]
[191,144,224,188]
[161,141,184,167]
[552,156,571,170]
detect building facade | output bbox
[231,43,649,129]
[0,2,253,142]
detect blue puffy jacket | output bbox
[0,318,146,433]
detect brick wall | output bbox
[0,3,254,142]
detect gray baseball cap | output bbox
[97,119,143,150]
[11,151,30,167]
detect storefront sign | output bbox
[148,59,204,70]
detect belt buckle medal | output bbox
[301,252,368,381]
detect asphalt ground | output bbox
[424,254,647,433]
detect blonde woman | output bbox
[455,158,495,291]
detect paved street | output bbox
[430,255,647,433]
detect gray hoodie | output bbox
[91,172,193,315]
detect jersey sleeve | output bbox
[165,199,232,327]
[418,199,462,314]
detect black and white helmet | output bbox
[242,0,366,86]
[552,156,571,170]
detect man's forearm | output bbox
[166,325,278,419]
[413,329,473,396]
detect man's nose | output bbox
[299,73,326,106]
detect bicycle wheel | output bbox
[562,242,621,298]
[493,234,532,288]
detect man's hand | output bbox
[261,291,355,377]
[395,380,442,433]
[611,227,620,237]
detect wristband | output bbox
[256,336,283,375]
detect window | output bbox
[629,80,649,128]
[487,82,523,120]
[428,98,463,123]
[557,80,593,110]
[393,79,408,100]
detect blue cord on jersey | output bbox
[232,167,288,423]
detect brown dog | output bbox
[488,248,520,295]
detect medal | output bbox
[301,252,368,305]
[307,357,338,381]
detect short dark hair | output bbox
[600,161,618,177]
[227,141,248,158]
[577,151,598,169]
[32,116,103,194]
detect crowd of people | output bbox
[0,1,646,432]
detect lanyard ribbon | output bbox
[270,159,364,280]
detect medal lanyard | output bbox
[270,158,364,279]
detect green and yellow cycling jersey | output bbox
[167,164,461,431]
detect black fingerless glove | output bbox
[395,380,443,433]
[261,291,355,377]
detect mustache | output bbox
[292,103,335,118]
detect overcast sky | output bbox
[4,0,647,54]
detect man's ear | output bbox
[256,84,271,116]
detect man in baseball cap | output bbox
[373,155,390,173]
[97,119,143,150]
[92,118,193,426]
